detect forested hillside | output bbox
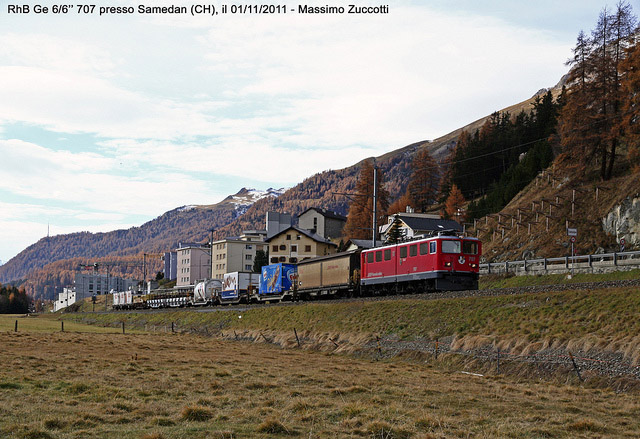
[8,1,637,299]
[0,189,282,287]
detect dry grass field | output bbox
[1,323,639,438]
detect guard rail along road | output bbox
[480,250,640,276]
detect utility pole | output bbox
[372,162,378,248]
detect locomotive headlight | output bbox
[470,263,477,268]
[445,262,451,267]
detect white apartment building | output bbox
[176,245,211,286]
[211,230,267,280]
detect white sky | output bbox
[0,0,635,265]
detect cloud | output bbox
[0,2,577,263]
[0,139,227,214]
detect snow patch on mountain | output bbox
[229,187,287,216]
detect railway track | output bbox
[104,277,640,314]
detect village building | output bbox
[297,207,347,239]
[210,230,268,280]
[266,225,338,264]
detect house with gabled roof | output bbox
[297,207,347,239]
[265,225,338,264]
[379,213,462,242]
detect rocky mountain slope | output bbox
[3,79,581,298]
[0,187,284,284]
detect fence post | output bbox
[544,258,547,271]
[568,352,583,382]
[497,348,500,374]
[487,263,491,274]
[61,321,64,332]
[171,322,175,333]
[614,252,618,266]
[588,254,592,267]
[565,256,569,269]
[435,338,439,359]
[524,259,527,272]
[505,261,509,273]
[14,320,18,332]
[122,322,125,334]
[294,328,301,347]
[376,336,382,357]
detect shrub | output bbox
[180,405,213,422]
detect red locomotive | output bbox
[360,231,481,293]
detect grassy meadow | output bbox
[61,285,640,366]
[3,274,640,438]
[1,328,640,439]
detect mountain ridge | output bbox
[2,79,569,298]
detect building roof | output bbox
[299,207,347,222]
[346,239,375,249]
[265,225,338,246]
[397,214,462,233]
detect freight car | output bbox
[296,250,360,299]
[218,272,259,304]
[112,232,481,310]
[257,263,297,301]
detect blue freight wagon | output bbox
[258,263,297,301]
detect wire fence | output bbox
[480,250,640,276]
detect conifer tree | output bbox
[406,148,439,212]
[343,160,389,240]
[385,215,406,244]
[559,2,637,180]
[445,184,466,222]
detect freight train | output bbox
[112,231,481,310]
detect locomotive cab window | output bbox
[429,241,436,253]
[419,242,428,255]
[441,240,461,254]
[375,251,382,262]
[367,252,374,263]
[384,249,391,261]
[463,241,479,255]
[409,245,417,257]
[399,247,407,258]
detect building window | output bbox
[289,257,297,263]
[245,265,252,270]
[286,234,291,240]
[279,256,286,262]
[270,257,278,263]
[272,245,278,252]
[291,245,297,252]
[279,244,286,251]
[296,235,301,240]
[246,245,252,249]
[305,245,311,252]
[245,255,252,260]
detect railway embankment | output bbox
[57,274,640,387]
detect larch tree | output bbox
[406,147,439,212]
[559,2,637,180]
[617,22,640,171]
[445,184,466,222]
[343,160,390,240]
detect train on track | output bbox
[112,231,481,310]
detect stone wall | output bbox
[602,196,640,247]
